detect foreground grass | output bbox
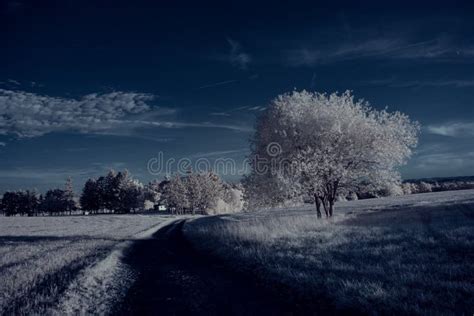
[0,214,175,315]
[184,190,474,314]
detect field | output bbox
[184,190,474,314]
[1,190,473,315]
[0,214,177,315]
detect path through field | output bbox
[116,219,297,315]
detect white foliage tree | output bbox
[163,174,189,214]
[143,180,162,209]
[186,172,223,214]
[248,90,420,216]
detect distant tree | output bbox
[143,180,162,209]
[197,172,225,213]
[82,170,143,213]
[41,189,68,215]
[24,190,39,216]
[0,190,38,216]
[417,181,433,193]
[183,171,226,214]
[102,170,119,211]
[64,177,77,215]
[401,182,416,195]
[186,172,202,215]
[208,182,244,214]
[161,171,235,214]
[163,174,189,214]
[80,178,101,213]
[116,173,143,213]
[1,191,21,216]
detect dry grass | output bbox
[184,190,474,314]
[0,214,175,315]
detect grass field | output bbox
[0,214,176,315]
[184,190,474,314]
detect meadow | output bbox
[0,214,176,315]
[184,190,474,314]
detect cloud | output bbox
[0,162,127,183]
[0,89,255,138]
[210,105,266,117]
[363,77,474,88]
[426,122,474,137]
[0,167,94,181]
[0,79,24,89]
[7,79,20,85]
[404,140,474,178]
[414,151,474,170]
[285,37,474,66]
[226,38,251,69]
[210,112,231,116]
[0,89,154,138]
[189,149,247,159]
[0,142,5,147]
[197,80,237,90]
[134,120,253,133]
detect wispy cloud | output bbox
[0,142,5,147]
[0,167,93,181]
[0,79,23,89]
[135,120,253,133]
[210,105,266,117]
[426,122,474,137]
[0,163,130,186]
[210,112,231,117]
[7,79,20,85]
[189,149,247,159]
[226,38,252,70]
[413,151,474,171]
[363,77,474,88]
[197,79,237,90]
[407,140,474,177]
[285,37,474,66]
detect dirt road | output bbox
[115,220,299,315]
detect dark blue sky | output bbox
[1,0,474,192]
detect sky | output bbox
[1,0,474,192]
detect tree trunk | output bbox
[328,199,334,217]
[322,197,329,217]
[314,194,322,218]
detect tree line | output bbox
[0,170,243,216]
[0,178,76,216]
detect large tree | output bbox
[247,90,420,216]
